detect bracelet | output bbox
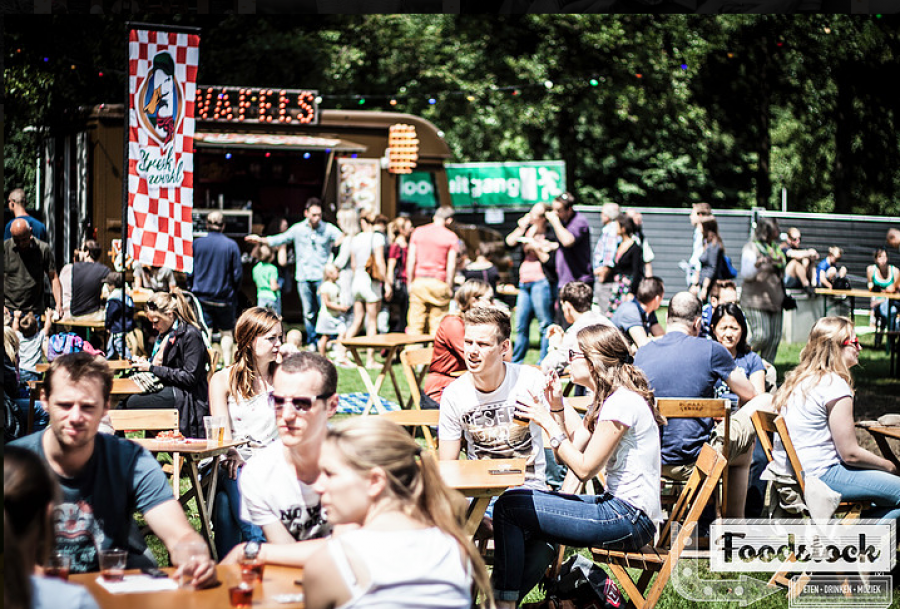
[551,408,564,413]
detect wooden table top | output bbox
[70,564,304,609]
[815,288,900,300]
[35,360,134,374]
[339,332,434,349]
[857,424,900,440]
[438,458,526,492]
[55,317,107,329]
[26,377,141,395]
[378,409,441,426]
[132,438,247,455]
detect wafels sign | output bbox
[128,28,200,273]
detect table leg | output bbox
[384,347,405,406]
[366,359,392,416]
[184,457,218,561]
[865,430,900,468]
[346,347,382,415]
[463,497,491,537]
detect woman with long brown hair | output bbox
[5,446,100,609]
[303,417,493,609]
[124,288,210,438]
[491,324,664,607]
[769,316,900,521]
[209,307,283,557]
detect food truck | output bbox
[38,93,453,272]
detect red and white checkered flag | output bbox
[128,29,199,274]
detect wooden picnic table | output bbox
[70,564,305,609]
[439,458,526,537]
[132,438,247,561]
[815,287,900,318]
[35,360,134,374]
[339,332,434,415]
[856,424,900,466]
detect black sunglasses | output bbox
[268,392,333,414]
[145,302,159,312]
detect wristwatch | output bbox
[243,541,261,560]
[549,433,567,449]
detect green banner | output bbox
[399,161,566,209]
[447,161,565,207]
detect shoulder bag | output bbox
[365,233,385,282]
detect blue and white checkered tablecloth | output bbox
[337,393,402,415]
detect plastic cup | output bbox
[229,583,253,607]
[172,540,209,588]
[203,416,222,447]
[99,548,127,582]
[45,552,71,581]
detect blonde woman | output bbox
[493,324,663,607]
[345,211,388,368]
[124,289,210,438]
[303,417,493,609]
[769,317,900,521]
[209,307,282,557]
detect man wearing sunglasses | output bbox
[225,352,338,566]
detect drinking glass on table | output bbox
[45,552,71,581]
[99,548,127,582]
[172,540,210,588]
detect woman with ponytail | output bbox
[303,417,494,609]
[123,288,210,438]
[491,324,664,607]
[209,307,282,557]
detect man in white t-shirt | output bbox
[439,307,550,490]
[224,352,338,566]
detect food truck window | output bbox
[398,170,438,215]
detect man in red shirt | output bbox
[406,207,460,335]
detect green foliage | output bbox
[5,15,899,216]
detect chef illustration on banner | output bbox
[135,51,186,188]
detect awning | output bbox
[194,132,367,153]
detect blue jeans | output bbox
[819,462,900,523]
[213,465,265,558]
[297,280,322,345]
[258,295,282,317]
[492,488,656,602]
[513,279,554,364]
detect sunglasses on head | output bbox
[268,392,333,414]
[145,302,159,312]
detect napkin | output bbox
[877,414,900,427]
[95,575,179,594]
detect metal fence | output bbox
[454,206,899,299]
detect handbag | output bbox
[364,233,385,282]
[522,554,623,609]
[130,371,164,394]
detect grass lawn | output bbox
[143,312,900,607]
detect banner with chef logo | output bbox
[128,28,199,273]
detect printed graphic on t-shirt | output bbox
[462,397,534,462]
[54,500,107,573]
[280,502,331,542]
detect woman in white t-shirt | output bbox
[771,316,900,521]
[209,307,282,557]
[345,211,388,368]
[492,324,664,608]
[303,417,493,609]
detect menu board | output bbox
[337,158,381,214]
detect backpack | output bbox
[717,250,738,280]
[47,332,84,361]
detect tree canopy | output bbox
[5,14,899,215]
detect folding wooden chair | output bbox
[108,409,182,498]
[207,348,220,382]
[657,398,730,512]
[399,346,434,410]
[750,410,863,590]
[591,443,727,609]
[377,408,440,453]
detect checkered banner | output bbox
[128,29,200,274]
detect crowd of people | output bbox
[5,187,900,608]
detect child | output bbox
[278,329,304,356]
[252,244,281,315]
[316,263,350,365]
[104,272,139,359]
[816,246,849,289]
[11,309,53,382]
